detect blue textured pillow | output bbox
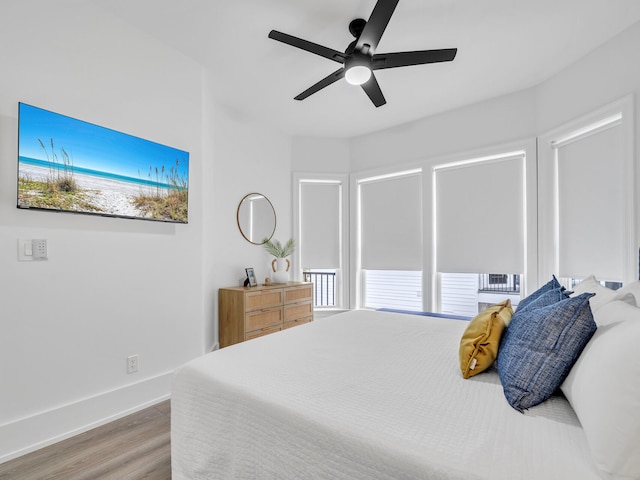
[516,276,562,311]
[497,293,597,412]
[516,286,571,313]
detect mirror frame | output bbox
[236,192,277,245]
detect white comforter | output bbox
[171,310,601,479]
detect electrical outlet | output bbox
[127,355,139,374]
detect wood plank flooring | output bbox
[0,400,171,480]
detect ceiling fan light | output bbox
[345,65,372,85]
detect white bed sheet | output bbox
[171,310,602,480]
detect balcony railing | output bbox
[303,270,336,307]
[478,273,520,293]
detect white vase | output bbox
[271,257,290,284]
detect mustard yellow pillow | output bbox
[459,299,513,379]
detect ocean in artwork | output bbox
[19,156,177,190]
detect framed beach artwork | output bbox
[17,102,190,223]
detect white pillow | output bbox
[592,298,639,327]
[561,318,640,479]
[570,274,616,311]
[612,280,640,307]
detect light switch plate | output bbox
[18,239,48,261]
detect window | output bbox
[538,96,635,285]
[433,143,536,314]
[355,169,423,310]
[294,174,348,309]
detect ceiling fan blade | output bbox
[360,73,386,107]
[372,48,457,70]
[356,0,399,53]
[269,30,346,63]
[294,68,346,101]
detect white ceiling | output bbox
[93,0,640,138]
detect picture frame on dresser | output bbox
[244,267,257,287]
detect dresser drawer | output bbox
[245,289,283,311]
[246,306,283,332]
[284,285,312,304]
[284,300,313,322]
[245,324,282,340]
[283,315,313,330]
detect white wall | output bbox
[291,136,351,173]
[204,100,293,351]
[349,88,538,172]
[0,0,204,460]
[0,0,294,461]
[536,20,640,134]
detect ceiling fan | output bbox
[268,0,457,107]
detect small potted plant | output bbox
[263,238,295,283]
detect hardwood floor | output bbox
[0,400,171,480]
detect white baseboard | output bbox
[0,371,173,464]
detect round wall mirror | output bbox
[237,193,276,245]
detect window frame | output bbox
[293,172,349,311]
[429,140,537,311]
[537,95,636,286]
[351,167,424,310]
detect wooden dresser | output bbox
[219,282,313,348]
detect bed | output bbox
[171,288,640,480]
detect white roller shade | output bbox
[435,155,525,274]
[360,172,422,270]
[556,123,624,280]
[300,182,341,269]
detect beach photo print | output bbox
[17,103,190,223]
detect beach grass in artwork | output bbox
[17,103,190,223]
[133,161,189,222]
